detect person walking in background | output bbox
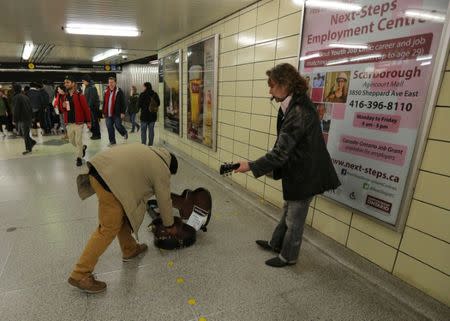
[53,84,68,140]
[26,82,46,137]
[11,84,36,155]
[82,75,101,140]
[0,89,10,136]
[103,77,127,146]
[138,82,160,146]
[42,80,55,134]
[63,75,91,167]
[128,85,140,133]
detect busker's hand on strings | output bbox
[235,160,250,173]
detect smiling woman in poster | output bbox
[325,72,350,103]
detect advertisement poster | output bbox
[163,50,182,135]
[299,0,447,225]
[187,35,219,150]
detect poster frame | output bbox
[297,2,450,231]
[162,49,183,136]
[186,34,219,151]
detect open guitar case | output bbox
[147,188,212,250]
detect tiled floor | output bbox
[0,123,434,321]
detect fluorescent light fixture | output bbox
[349,54,383,62]
[405,10,445,22]
[326,58,349,66]
[92,49,122,62]
[175,58,180,63]
[304,0,362,12]
[22,42,34,60]
[329,43,368,49]
[300,53,321,61]
[150,60,159,65]
[65,23,141,37]
[416,54,432,61]
[421,61,431,66]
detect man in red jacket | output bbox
[63,75,92,166]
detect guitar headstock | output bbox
[219,162,240,176]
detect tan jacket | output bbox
[76,143,174,237]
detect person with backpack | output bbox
[82,75,101,140]
[138,82,160,146]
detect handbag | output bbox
[149,95,158,113]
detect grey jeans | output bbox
[269,198,313,264]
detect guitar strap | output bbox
[152,148,170,169]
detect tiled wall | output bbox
[157,0,450,307]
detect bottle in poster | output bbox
[203,90,212,146]
[189,65,203,133]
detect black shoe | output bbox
[30,140,37,150]
[82,145,87,158]
[124,132,128,140]
[136,125,140,132]
[22,150,31,155]
[76,157,82,167]
[90,136,101,140]
[256,240,280,253]
[265,257,295,268]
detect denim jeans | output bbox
[129,113,139,132]
[18,122,35,151]
[105,116,127,144]
[269,198,313,263]
[140,121,155,145]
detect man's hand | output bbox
[164,224,178,237]
[235,160,250,173]
[87,122,92,129]
[120,113,125,119]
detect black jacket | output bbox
[138,89,160,122]
[12,93,33,124]
[84,83,100,110]
[250,93,340,201]
[26,89,46,112]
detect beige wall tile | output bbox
[219,96,236,111]
[400,227,450,274]
[265,176,282,190]
[238,28,256,48]
[220,66,237,82]
[220,51,237,67]
[232,171,248,187]
[239,9,257,31]
[276,57,298,69]
[236,63,255,81]
[351,213,402,248]
[220,34,238,52]
[447,54,450,69]
[247,176,265,197]
[254,61,275,79]
[312,211,349,245]
[235,112,251,128]
[250,131,269,149]
[221,81,236,96]
[223,17,239,37]
[315,196,352,224]
[209,157,220,171]
[394,253,450,306]
[421,140,450,176]
[269,116,277,135]
[193,150,209,166]
[219,110,235,126]
[407,200,450,243]
[257,0,280,25]
[306,207,315,226]
[429,107,450,142]
[219,149,233,162]
[279,0,302,17]
[276,35,300,59]
[249,145,267,160]
[251,114,271,132]
[234,141,249,158]
[256,20,278,44]
[277,12,301,38]
[254,41,277,62]
[235,97,253,113]
[268,134,277,147]
[236,81,253,97]
[347,228,397,271]
[234,127,250,144]
[219,123,234,139]
[253,80,270,97]
[252,97,273,115]
[264,184,284,208]
[237,46,255,65]
[414,171,450,209]
[437,72,450,106]
[219,136,234,152]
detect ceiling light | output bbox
[326,58,349,66]
[122,55,128,59]
[349,54,383,62]
[329,43,368,49]
[92,49,122,62]
[405,10,445,23]
[299,53,321,61]
[416,54,432,61]
[150,60,159,65]
[22,42,34,60]
[65,23,141,37]
[304,0,362,12]
[421,61,432,66]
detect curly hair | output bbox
[266,63,308,96]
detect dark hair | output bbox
[169,153,178,175]
[24,86,30,92]
[30,82,40,88]
[12,83,22,94]
[266,63,308,96]
[64,75,76,83]
[82,74,92,82]
[108,76,116,82]
[144,82,152,91]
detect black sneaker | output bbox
[30,140,37,150]
[82,145,87,158]
[256,240,280,253]
[90,136,101,140]
[265,257,295,268]
[76,157,82,166]
[22,150,31,155]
